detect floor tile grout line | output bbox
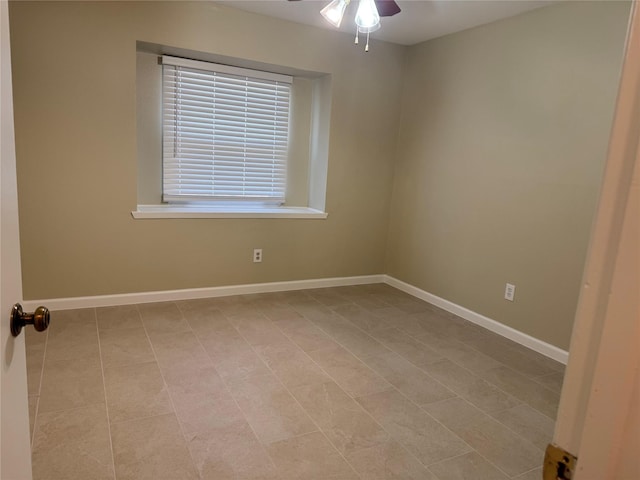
[33,328,48,397]
[452,331,564,377]
[330,300,559,423]
[326,292,549,476]
[271,323,439,478]
[288,303,481,470]
[423,448,498,477]
[220,298,355,460]
[371,332,529,409]
[107,410,184,428]
[137,302,204,479]
[534,370,564,380]
[334,295,562,379]
[516,465,544,477]
[94,307,118,480]
[341,318,548,475]
[175,300,285,477]
[265,311,420,437]
[281,300,484,473]
[242,301,388,434]
[267,314,413,467]
[424,448,477,468]
[437,337,562,386]
[214,305,364,480]
[529,372,564,394]
[99,358,162,371]
[32,399,110,417]
[213,288,548,475]
[332,305,505,382]
[289,295,530,476]
[367,327,447,367]
[485,406,556,450]
[318,303,511,408]
[29,396,39,450]
[29,326,48,451]
[472,364,560,417]
[343,357,532,474]
[222,287,557,471]
[400,330,511,373]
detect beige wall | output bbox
[9,1,405,299]
[386,1,630,350]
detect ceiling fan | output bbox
[369,0,402,18]
[289,0,402,51]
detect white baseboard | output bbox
[22,274,385,312]
[23,272,568,364]
[383,275,569,365]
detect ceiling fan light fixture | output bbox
[357,22,380,33]
[355,0,380,30]
[320,0,350,28]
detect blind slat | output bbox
[163,58,290,202]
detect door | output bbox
[551,2,640,479]
[0,0,34,478]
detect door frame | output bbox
[552,2,640,478]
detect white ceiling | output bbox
[217,0,553,46]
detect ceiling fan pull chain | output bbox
[354,28,359,44]
[365,30,370,51]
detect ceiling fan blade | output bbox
[375,0,401,17]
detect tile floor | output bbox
[26,284,564,480]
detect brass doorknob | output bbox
[10,303,50,337]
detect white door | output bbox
[0,0,34,478]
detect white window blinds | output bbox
[162,56,292,203]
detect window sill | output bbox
[131,204,328,219]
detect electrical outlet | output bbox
[504,283,515,301]
[253,249,263,263]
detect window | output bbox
[133,46,330,219]
[162,56,292,204]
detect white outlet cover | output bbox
[505,283,515,301]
